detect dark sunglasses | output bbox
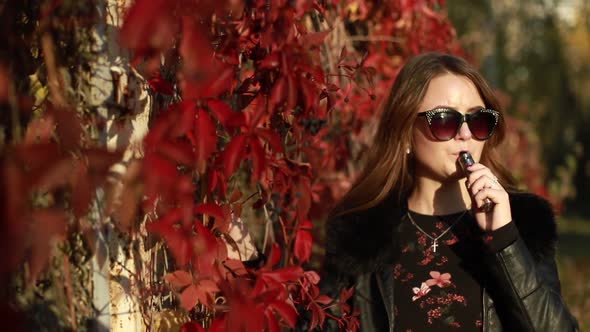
[416,107,500,141]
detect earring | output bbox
[406,147,411,155]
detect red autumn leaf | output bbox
[304,270,321,285]
[0,65,8,102]
[24,116,55,145]
[208,169,218,194]
[157,140,194,166]
[29,209,68,282]
[246,95,269,130]
[231,202,242,220]
[179,279,220,310]
[48,107,83,150]
[164,270,193,289]
[270,76,286,107]
[172,102,197,137]
[315,295,332,305]
[180,284,199,310]
[249,136,266,181]
[269,300,298,328]
[286,75,298,111]
[265,310,281,332]
[144,109,175,146]
[294,221,313,263]
[340,286,355,304]
[266,243,282,268]
[210,101,245,132]
[146,209,192,266]
[293,177,312,218]
[207,99,233,126]
[326,83,339,92]
[309,303,326,330]
[142,153,178,200]
[119,0,176,54]
[194,109,218,173]
[180,322,206,332]
[197,279,220,304]
[163,230,192,267]
[148,72,175,95]
[50,106,83,151]
[32,157,72,192]
[229,188,242,203]
[193,221,228,271]
[2,160,27,271]
[208,317,226,332]
[254,128,284,154]
[421,4,443,19]
[301,78,318,110]
[14,143,61,173]
[259,52,280,69]
[194,202,225,221]
[300,30,330,47]
[261,266,304,283]
[221,259,248,279]
[179,17,233,99]
[222,133,247,178]
[201,66,234,98]
[207,168,227,197]
[84,148,124,175]
[71,162,92,218]
[307,64,326,84]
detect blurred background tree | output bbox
[448,0,590,218]
[447,0,590,327]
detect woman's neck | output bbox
[407,176,472,215]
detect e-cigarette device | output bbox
[458,152,494,213]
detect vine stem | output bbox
[40,30,68,108]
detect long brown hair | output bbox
[330,52,516,219]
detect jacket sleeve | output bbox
[482,230,579,331]
[320,216,356,299]
[320,242,388,332]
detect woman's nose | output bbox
[456,122,472,140]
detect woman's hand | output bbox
[465,163,512,231]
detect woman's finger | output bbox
[473,187,506,209]
[469,174,501,196]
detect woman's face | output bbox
[412,73,487,182]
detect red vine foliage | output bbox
[0,0,465,331]
[116,0,462,330]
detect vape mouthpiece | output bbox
[458,151,475,171]
[457,151,494,213]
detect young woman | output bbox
[321,53,578,331]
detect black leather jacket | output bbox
[321,192,579,331]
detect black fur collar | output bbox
[325,191,558,276]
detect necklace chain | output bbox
[406,210,467,253]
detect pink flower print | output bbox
[426,271,452,288]
[445,234,458,246]
[412,282,431,301]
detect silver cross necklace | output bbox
[406,210,467,253]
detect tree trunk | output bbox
[89,0,151,330]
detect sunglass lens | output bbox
[430,111,461,140]
[469,111,496,140]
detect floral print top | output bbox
[393,210,486,331]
